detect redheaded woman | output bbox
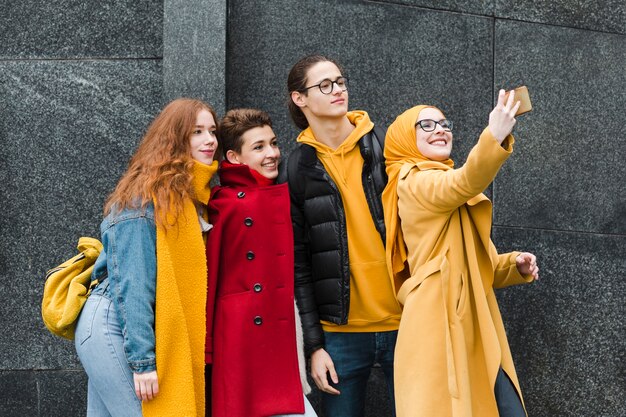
[74,98,219,417]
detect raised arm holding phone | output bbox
[382,89,539,417]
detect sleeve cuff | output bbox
[129,358,156,373]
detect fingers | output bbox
[489,89,519,143]
[511,99,521,116]
[497,88,506,107]
[133,372,159,402]
[310,349,341,395]
[134,376,140,400]
[327,360,339,385]
[528,253,539,280]
[311,367,340,395]
[505,88,515,109]
[517,252,540,280]
[321,374,341,395]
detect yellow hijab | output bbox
[382,105,454,292]
[144,160,217,417]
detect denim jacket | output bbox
[90,203,157,373]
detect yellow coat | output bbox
[393,129,534,417]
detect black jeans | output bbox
[495,367,526,417]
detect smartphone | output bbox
[504,86,532,116]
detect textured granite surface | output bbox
[0,0,162,59]
[0,371,87,416]
[493,20,626,234]
[0,59,163,370]
[372,0,626,34]
[0,372,38,416]
[163,0,227,113]
[38,371,88,416]
[493,227,626,417]
[371,0,494,15]
[227,0,494,163]
[496,0,626,35]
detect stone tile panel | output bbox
[493,20,626,234]
[0,59,162,369]
[494,227,625,417]
[163,0,226,113]
[0,0,162,59]
[496,0,626,35]
[0,371,38,416]
[38,370,88,417]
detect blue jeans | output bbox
[322,331,397,417]
[75,281,142,417]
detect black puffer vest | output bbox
[279,126,387,356]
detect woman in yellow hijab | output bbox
[382,90,539,417]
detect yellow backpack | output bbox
[41,237,104,340]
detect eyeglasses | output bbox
[301,77,348,95]
[415,119,453,132]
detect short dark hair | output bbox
[287,54,342,130]
[219,108,273,155]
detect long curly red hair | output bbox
[104,98,218,227]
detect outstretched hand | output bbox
[134,370,159,401]
[516,252,539,281]
[489,89,521,144]
[310,348,341,395]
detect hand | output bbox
[516,252,539,281]
[133,370,159,401]
[310,348,340,395]
[488,89,522,144]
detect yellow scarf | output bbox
[381,105,454,292]
[143,160,217,417]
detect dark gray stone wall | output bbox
[163,0,227,113]
[1,1,624,416]
[226,1,625,416]
[0,1,164,416]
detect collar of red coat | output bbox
[218,160,276,187]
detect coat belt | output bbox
[397,253,460,399]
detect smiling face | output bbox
[291,61,348,121]
[189,109,218,165]
[415,107,453,161]
[226,125,281,179]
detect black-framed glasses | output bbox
[415,119,453,132]
[302,77,348,95]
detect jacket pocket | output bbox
[456,272,468,317]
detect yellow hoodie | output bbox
[297,111,401,332]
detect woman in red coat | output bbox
[205,108,316,417]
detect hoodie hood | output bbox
[296,110,374,153]
[296,110,374,186]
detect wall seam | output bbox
[224,0,230,111]
[493,224,626,238]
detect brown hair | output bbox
[287,54,342,130]
[104,98,218,227]
[219,108,272,155]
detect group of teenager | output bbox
[74,54,539,417]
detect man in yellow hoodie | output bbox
[279,54,402,417]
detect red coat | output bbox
[205,162,304,417]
